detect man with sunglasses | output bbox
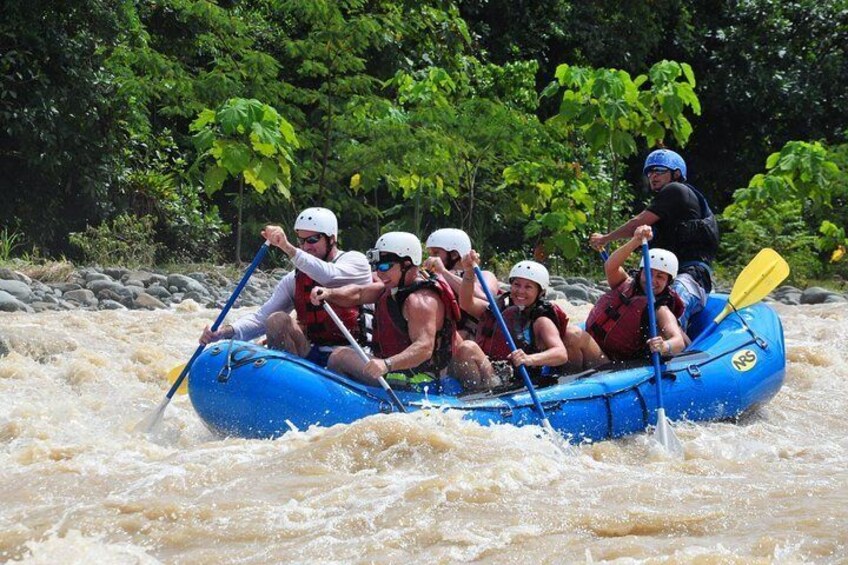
[200,207,372,366]
[309,232,493,393]
[589,149,719,330]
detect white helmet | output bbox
[372,232,423,266]
[294,207,337,237]
[640,248,678,279]
[425,228,472,257]
[509,260,549,293]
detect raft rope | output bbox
[216,339,237,383]
[210,342,393,408]
[727,302,768,350]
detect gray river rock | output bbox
[1,264,847,314]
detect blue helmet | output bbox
[643,149,687,181]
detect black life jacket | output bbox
[474,293,570,362]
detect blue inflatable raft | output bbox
[187,294,785,443]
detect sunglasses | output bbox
[372,261,397,273]
[297,234,323,245]
[646,167,671,176]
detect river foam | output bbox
[1,302,847,563]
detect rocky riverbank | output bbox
[0,265,846,314]
[0,265,286,313]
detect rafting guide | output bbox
[590,149,720,330]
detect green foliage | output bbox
[69,214,160,268]
[0,228,24,262]
[191,98,299,197]
[0,0,133,253]
[3,0,846,285]
[121,130,227,262]
[503,160,593,259]
[190,97,299,260]
[722,140,848,283]
[687,0,848,213]
[543,59,701,236]
[545,59,700,153]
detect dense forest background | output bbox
[1,0,846,284]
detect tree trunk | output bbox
[414,190,421,236]
[236,176,244,264]
[318,100,334,200]
[606,144,619,235]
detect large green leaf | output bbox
[250,122,283,157]
[203,165,229,197]
[212,140,252,175]
[217,99,253,135]
[192,128,215,153]
[548,232,579,259]
[190,108,217,132]
[243,158,279,193]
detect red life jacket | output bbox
[474,293,570,362]
[372,275,460,373]
[453,269,502,336]
[585,278,685,361]
[294,269,362,346]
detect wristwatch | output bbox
[384,357,393,372]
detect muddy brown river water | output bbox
[1,300,846,563]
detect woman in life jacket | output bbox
[452,251,603,388]
[585,225,689,362]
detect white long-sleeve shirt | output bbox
[230,248,372,341]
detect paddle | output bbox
[642,240,684,456]
[166,363,188,395]
[473,266,573,454]
[689,248,789,348]
[321,301,407,413]
[134,241,271,433]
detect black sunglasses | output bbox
[646,167,671,176]
[297,234,323,245]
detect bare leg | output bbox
[327,347,372,383]
[450,340,499,392]
[266,312,311,357]
[564,325,606,371]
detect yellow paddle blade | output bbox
[715,248,790,324]
[166,363,189,395]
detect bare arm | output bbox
[590,209,660,250]
[605,225,653,288]
[458,250,490,318]
[526,317,568,367]
[647,306,688,356]
[388,290,442,371]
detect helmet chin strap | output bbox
[322,235,335,262]
[398,261,414,289]
[445,252,460,271]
